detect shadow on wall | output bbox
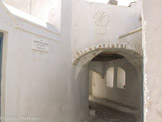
[89,58,141,112]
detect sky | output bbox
[87,0,137,6]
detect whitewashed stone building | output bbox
[0,0,161,122]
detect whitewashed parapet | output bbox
[0,1,61,41]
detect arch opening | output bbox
[76,48,143,122]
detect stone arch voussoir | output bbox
[73,42,142,67]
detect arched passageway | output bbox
[74,44,143,122]
[73,43,142,74]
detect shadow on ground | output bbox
[84,101,136,122]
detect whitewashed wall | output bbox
[72,0,142,51]
[0,0,144,122]
[0,0,89,122]
[3,0,61,31]
[143,0,162,122]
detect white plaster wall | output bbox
[89,59,141,110]
[0,1,89,122]
[3,0,61,31]
[142,0,162,121]
[3,0,31,13]
[73,65,89,121]
[0,0,144,122]
[72,0,142,51]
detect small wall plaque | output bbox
[32,37,49,52]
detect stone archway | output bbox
[73,42,143,121]
[73,42,143,70]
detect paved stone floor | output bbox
[87,101,136,122]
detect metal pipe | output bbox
[119,27,142,39]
